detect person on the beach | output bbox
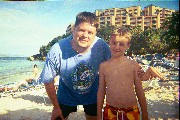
[40,11,155,120]
[32,64,39,85]
[33,64,38,79]
[97,28,150,120]
[40,11,111,120]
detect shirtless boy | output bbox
[97,29,149,120]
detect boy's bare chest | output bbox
[105,62,134,74]
[105,63,135,87]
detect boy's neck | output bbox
[111,55,126,60]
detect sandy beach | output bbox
[0,79,179,120]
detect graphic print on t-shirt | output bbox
[70,62,95,94]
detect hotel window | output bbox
[100,18,105,22]
[105,12,109,16]
[137,17,142,21]
[107,21,110,24]
[134,9,138,13]
[100,22,105,24]
[116,14,121,17]
[152,21,156,24]
[122,21,126,24]
[123,10,127,15]
[107,17,110,20]
[115,18,120,22]
[110,10,114,12]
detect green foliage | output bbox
[96,24,116,43]
[128,27,145,55]
[162,11,179,50]
[39,34,69,58]
[140,28,168,54]
[39,45,47,57]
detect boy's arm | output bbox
[134,65,149,120]
[97,64,106,120]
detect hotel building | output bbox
[66,4,177,34]
[95,4,176,31]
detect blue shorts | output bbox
[59,103,97,118]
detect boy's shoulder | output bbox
[100,59,111,68]
[100,59,110,65]
[100,57,139,67]
[122,57,139,69]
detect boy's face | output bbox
[72,22,96,49]
[109,35,130,57]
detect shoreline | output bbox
[0,67,43,85]
[0,57,44,85]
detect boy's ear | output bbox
[108,38,112,46]
[126,44,130,51]
[127,43,130,48]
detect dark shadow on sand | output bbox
[14,94,51,105]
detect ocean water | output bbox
[0,57,45,85]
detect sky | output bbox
[0,0,179,57]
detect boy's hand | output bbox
[137,66,145,78]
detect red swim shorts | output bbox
[103,104,140,120]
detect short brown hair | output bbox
[111,28,132,44]
[75,11,99,30]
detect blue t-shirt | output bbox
[40,35,111,106]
